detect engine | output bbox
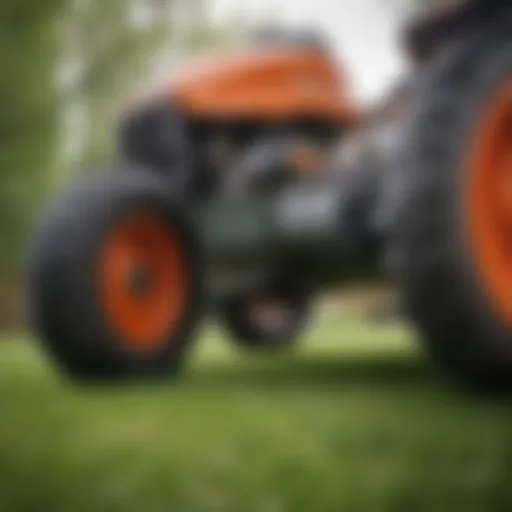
[119,30,361,198]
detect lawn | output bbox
[1,313,512,512]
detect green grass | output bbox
[1,314,512,512]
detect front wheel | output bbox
[30,169,204,380]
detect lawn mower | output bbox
[29,0,512,388]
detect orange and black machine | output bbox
[32,1,512,385]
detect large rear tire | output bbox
[391,17,512,389]
[30,170,203,380]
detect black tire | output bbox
[218,284,311,350]
[391,15,512,390]
[29,169,203,380]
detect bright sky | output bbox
[211,0,408,104]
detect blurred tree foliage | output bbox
[0,0,63,275]
[62,0,177,170]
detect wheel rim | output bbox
[469,80,512,325]
[100,212,187,350]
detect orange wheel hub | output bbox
[100,212,187,350]
[469,80,512,325]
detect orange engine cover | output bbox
[170,48,360,126]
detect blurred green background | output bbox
[1,1,512,511]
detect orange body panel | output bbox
[170,49,360,125]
